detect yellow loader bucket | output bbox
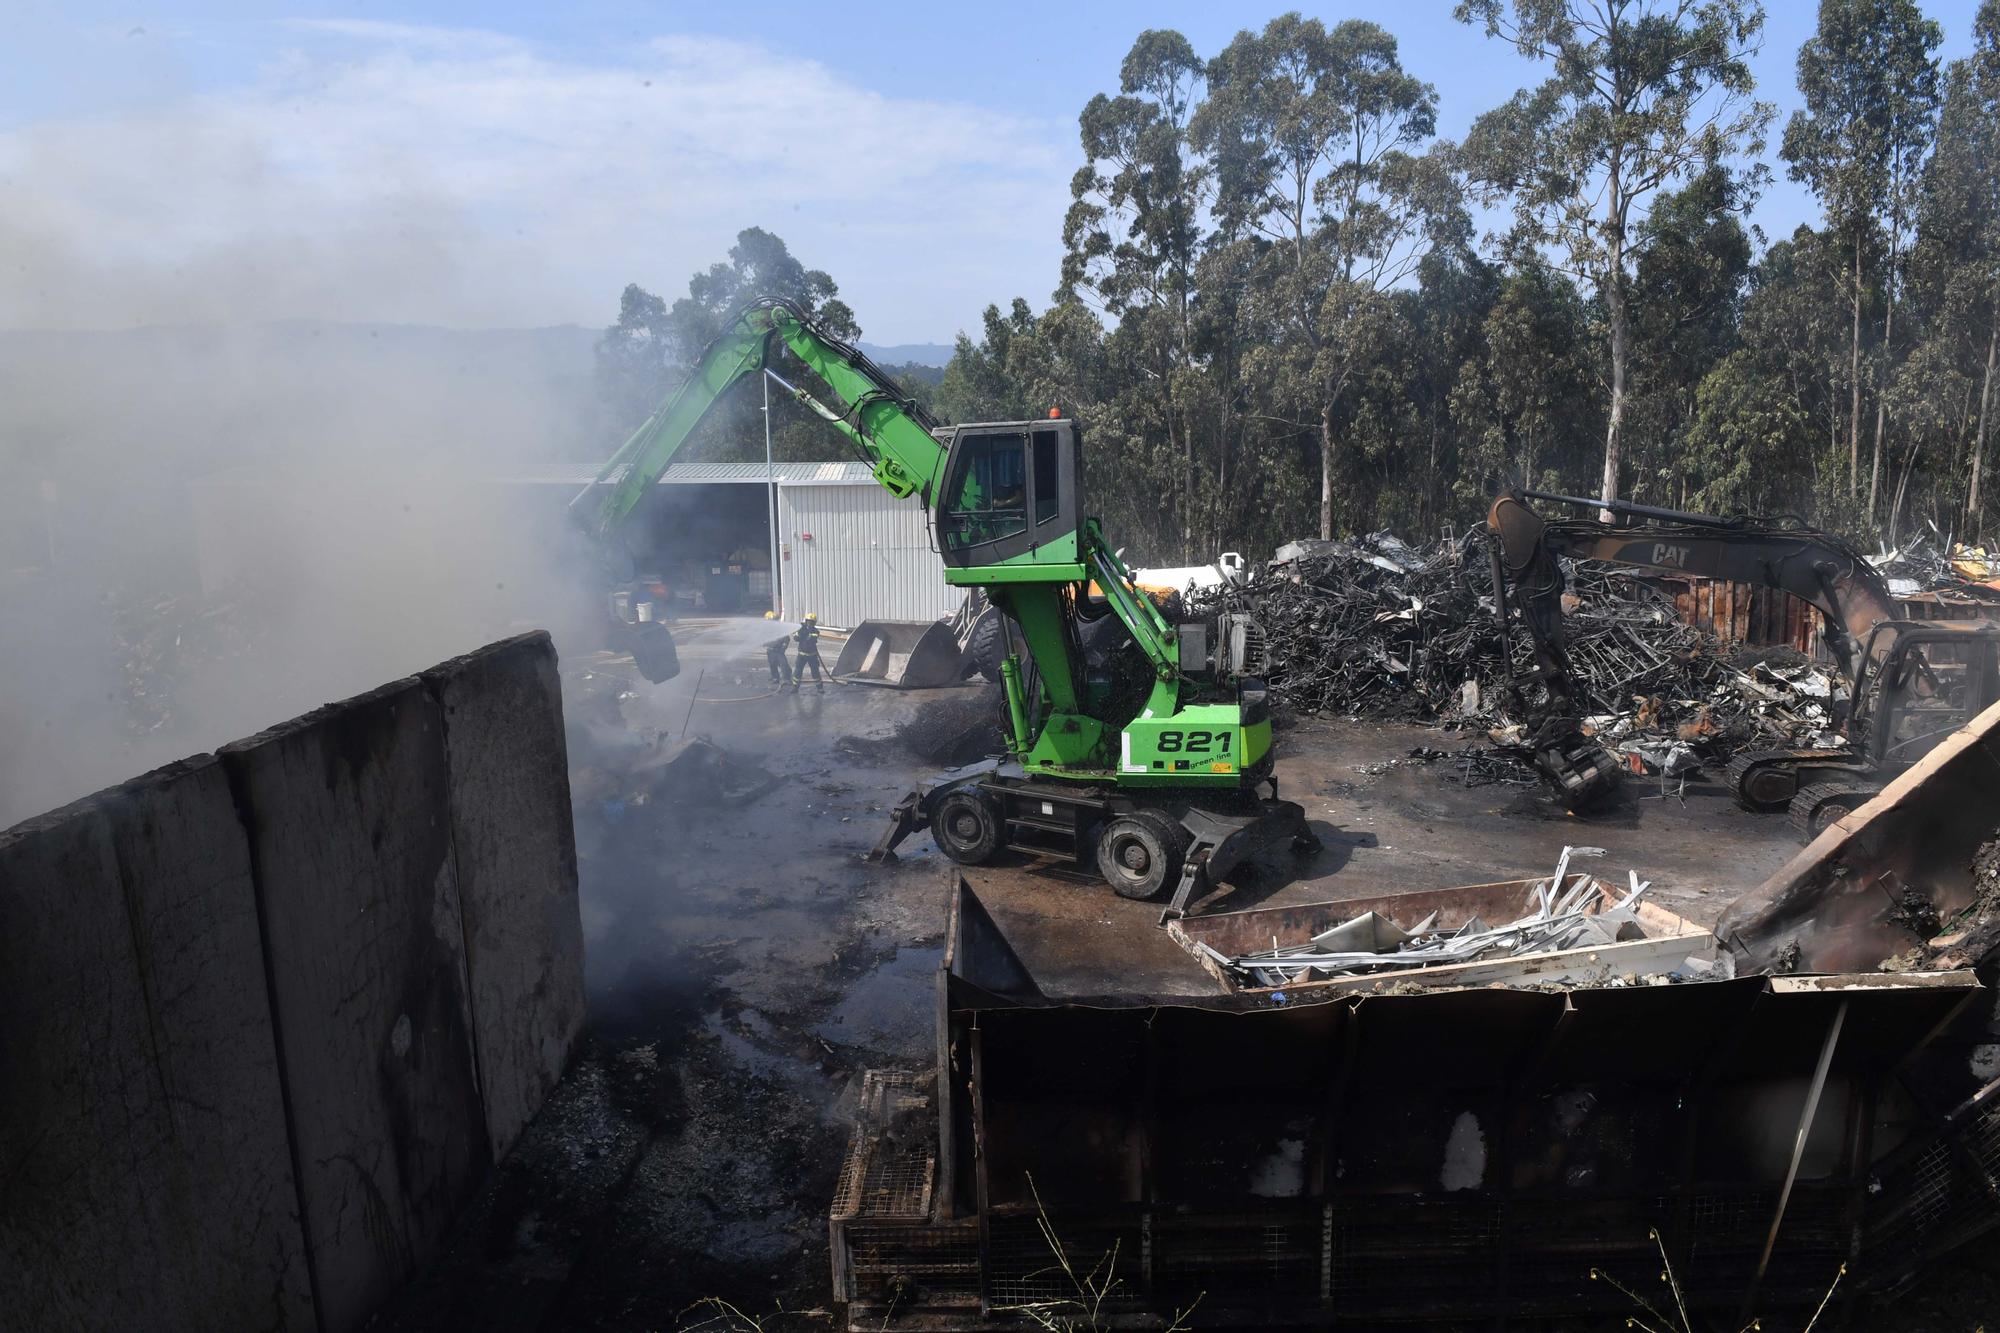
[833,619,965,688]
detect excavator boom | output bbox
[574,297,1316,914]
[1485,489,1904,812]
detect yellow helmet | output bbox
[763,610,777,619]
[804,612,818,622]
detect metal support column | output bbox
[763,369,782,617]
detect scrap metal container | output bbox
[830,876,1999,1330]
[1167,875,1709,996]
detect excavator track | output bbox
[1788,781,1883,841]
[1725,748,1858,812]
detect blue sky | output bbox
[0,1,1983,342]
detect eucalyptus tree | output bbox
[1196,12,1455,539]
[1783,0,1940,509]
[596,228,858,461]
[1458,0,1773,512]
[1905,0,2000,528]
[1062,29,1216,560]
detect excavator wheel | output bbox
[1098,810,1191,901]
[932,789,1003,865]
[1788,782,1882,841]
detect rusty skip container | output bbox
[1168,875,1711,997]
[830,876,2000,1330]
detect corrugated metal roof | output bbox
[489,461,879,487]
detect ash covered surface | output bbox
[369,641,1989,1331]
[834,683,1004,767]
[374,656,959,1331]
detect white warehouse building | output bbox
[509,460,959,629]
[187,460,958,632]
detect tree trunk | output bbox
[1849,232,1864,497]
[1971,300,1998,527]
[1214,390,1232,558]
[1181,404,1195,565]
[1319,403,1335,541]
[1601,268,1629,518]
[1890,442,1917,548]
[1868,396,1886,526]
[1868,220,1901,527]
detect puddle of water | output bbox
[812,945,941,1060]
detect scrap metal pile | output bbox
[1185,531,1844,775]
[1198,846,1652,987]
[1871,529,2000,600]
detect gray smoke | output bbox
[0,311,608,827]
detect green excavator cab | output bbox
[935,419,1082,576]
[575,298,1317,915]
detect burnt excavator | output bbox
[1486,489,2000,835]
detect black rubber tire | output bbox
[1097,811,1190,902]
[625,622,681,684]
[964,607,1007,683]
[932,789,1003,865]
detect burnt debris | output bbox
[1185,531,1845,778]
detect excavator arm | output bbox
[570,298,1254,785]
[1485,489,1901,807]
[1489,490,1897,681]
[574,298,946,542]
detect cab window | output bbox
[1033,429,1060,526]
[942,432,1028,551]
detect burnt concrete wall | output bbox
[0,631,582,1333]
[422,638,585,1159]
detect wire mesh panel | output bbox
[1149,1208,1325,1308]
[830,1070,975,1313]
[1866,1094,2000,1277]
[1329,1197,1503,1311]
[983,1212,1149,1316]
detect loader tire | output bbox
[965,607,1006,683]
[1098,810,1190,902]
[933,789,1003,865]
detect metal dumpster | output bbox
[829,875,2000,1329]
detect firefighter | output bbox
[762,611,791,686]
[792,612,825,690]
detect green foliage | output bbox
[594,227,859,464]
[593,4,2000,556]
[1457,0,1774,506]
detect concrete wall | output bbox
[0,631,583,1333]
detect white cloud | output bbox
[0,24,1071,340]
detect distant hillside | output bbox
[857,340,953,369]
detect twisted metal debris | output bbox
[1184,531,1845,775]
[1201,845,1651,987]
